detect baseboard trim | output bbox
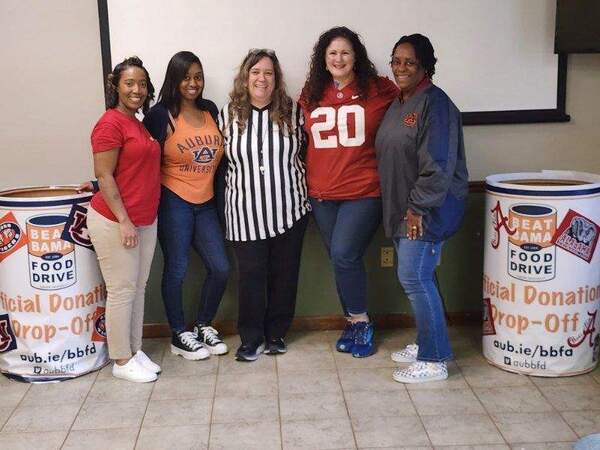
[143,312,482,338]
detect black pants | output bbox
[232,215,308,345]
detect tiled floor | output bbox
[1,326,598,449]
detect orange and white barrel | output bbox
[0,186,108,382]
[483,171,600,376]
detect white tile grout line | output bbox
[206,350,224,450]
[142,339,217,449]
[529,373,588,440]
[132,341,164,450]
[389,335,463,448]
[452,351,511,446]
[0,376,31,433]
[274,351,284,450]
[333,335,372,450]
[59,368,100,449]
[402,375,438,448]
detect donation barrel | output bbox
[482,171,600,376]
[0,186,108,382]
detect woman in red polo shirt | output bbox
[86,57,161,383]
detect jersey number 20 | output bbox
[310,105,365,148]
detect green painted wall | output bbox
[143,192,485,323]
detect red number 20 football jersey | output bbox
[300,76,398,200]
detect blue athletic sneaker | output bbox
[335,322,354,353]
[352,321,375,358]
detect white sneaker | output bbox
[194,325,228,355]
[135,350,161,373]
[171,331,210,360]
[391,343,418,363]
[112,357,157,383]
[393,361,448,384]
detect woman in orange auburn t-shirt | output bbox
[143,51,230,362]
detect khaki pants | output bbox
[87,207,157,359]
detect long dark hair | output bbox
[227,49,293,134]
[391,34,437,79]
[301,26,378,110]
[105,56,154,113]
[157,51,206,117]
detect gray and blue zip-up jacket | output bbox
[375,82,468,242]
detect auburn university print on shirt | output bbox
[161,112,224,204]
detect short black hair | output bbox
[392,34,437,78]
[105,56,154,113]
[157,51,205,117]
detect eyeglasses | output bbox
[389,58,420,69]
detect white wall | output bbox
[0,1,104,190]
[107,0,559,113]
[465,53,600,179]
[0,1,599,189]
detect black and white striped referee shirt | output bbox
[218,102,310,242]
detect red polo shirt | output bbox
[90,109,160,226]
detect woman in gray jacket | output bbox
[375,34,468,384]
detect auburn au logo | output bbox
[192,147,217,164]
[0,212,28,263]
[403,112,417,127]
[0,314,17,353]
[61,205,94,250]
[91,307,107,342]
[0,222,20,252]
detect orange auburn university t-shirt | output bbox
[161,112,224,204]
[90,108,161,226]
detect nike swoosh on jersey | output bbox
[351,95,360,100]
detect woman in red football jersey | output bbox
[299,26,397,358]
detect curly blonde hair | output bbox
[228,49,293,134]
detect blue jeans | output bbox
[309,197,381,315]
[394,238,452,362]
[158,187,230,332]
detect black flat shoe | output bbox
[263,338,287,355]
[235,341,265,362]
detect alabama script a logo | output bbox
[490,201,516,249]
[568,310,597,348]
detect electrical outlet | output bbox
[380,246,394,267]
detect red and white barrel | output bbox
[482,171,600,376]
[0,186,108,382]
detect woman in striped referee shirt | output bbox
[219,49,310,362]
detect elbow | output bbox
[94,172,114,186]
